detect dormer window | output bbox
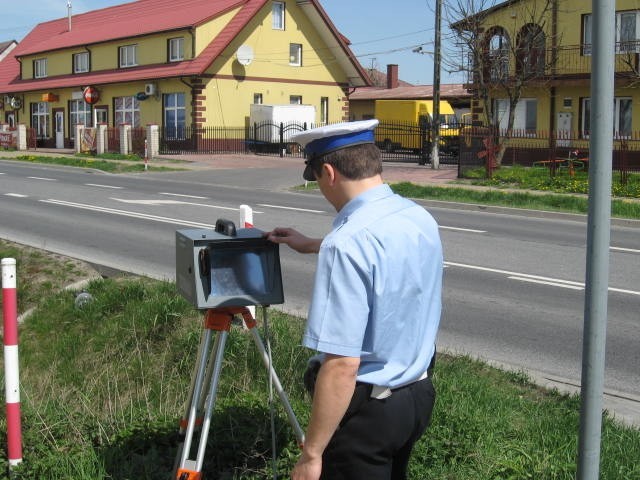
[272,1,285,30]
[73,52,90,74]
[33,58,47,78]
[119,44,138,68]
[169,37,184,62]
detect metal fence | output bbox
[458,127,640,178]
[158,121,463,165]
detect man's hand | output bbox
[292,451,322,480]
[265,227,322,254]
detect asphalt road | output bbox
[1,159,639,426]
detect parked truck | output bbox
[374,99,460,154]
[249,104,316,144]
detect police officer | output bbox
[267,119,443,480]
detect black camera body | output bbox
[176,219,284,309]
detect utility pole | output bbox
[431,0,442,169]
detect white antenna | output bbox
[67,1,72,32]
[236,45,254,66]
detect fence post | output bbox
[15,124,27,151]
[96,124,107,155]
[120,125,131,155]
[279,123,284,158]
[2,258,23,468]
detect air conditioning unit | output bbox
[144,83,157,96]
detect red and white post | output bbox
[2,258,22,468]
[239,204,254,229]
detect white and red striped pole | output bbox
[239,204,253,229]
[2,258,22,467]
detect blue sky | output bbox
[1,0,463,85]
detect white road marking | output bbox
[257,203,326,214]
[5,193,28,198]
[85,183,123,189]
[159,192,209,199]
[611,246,640,254]
[28,176,56,181]
[40,199,214,229]
[445,261,640,296]
[508,276,584,290]
[111,197,262,213]
[440,226,486,233]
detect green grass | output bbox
[0,242,639,479]
[0,153,184,173]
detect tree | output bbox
[446,0,559,165]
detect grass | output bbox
[0,241,639,479]
[0,152,185,173]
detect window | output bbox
[581,97,632,138]
[31,102,50,138]
[583,11,640,55]
[119,45,137,68]
[289,43,302,66]
[69,99,92,140]
[169,37,184,62]
[290,95,302,105]
[73,52,90,74]
[272,1,285,30]
[487,31,509,80]
[494,98,537,134]
[114,96,140,127]
[320,97,329,124]
[164,93,186,139]
[253,93,263,104]
[33,58,47,78]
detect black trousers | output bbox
[320,376,436,480]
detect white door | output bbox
[94,108,108,126]
[557,112,572,147]
[55,111,64,148]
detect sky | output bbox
[1,0,464,85]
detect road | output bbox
[1,159,639,425]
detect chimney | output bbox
[386,64,399,89]
[67,1,72,31]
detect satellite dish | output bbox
[236,45,254,66]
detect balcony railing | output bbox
[466,42,640,84]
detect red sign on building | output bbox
[83,86,100,105]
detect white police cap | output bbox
[291,119,379,180]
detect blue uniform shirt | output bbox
[303,183,443,388]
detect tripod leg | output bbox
[248,327,305,446]
[194,329,228,471]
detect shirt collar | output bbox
[333,183,393,228]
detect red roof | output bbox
[350,84,471,101]
[0,0,368,93]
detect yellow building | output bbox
[452,0,640,140]
[0,0,369,149]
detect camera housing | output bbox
[176,220,284,309]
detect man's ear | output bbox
[322,163,337,185]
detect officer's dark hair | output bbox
[309,143,382,180]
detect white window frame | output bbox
[581,97,632,139]
[583,11,640,55]
[73,52,90,74]
[114,96,141,127]
[31,102,50,138]
[119,44,138,68]
[272,1,285,30]
[494,98,537,135]
[289,43,302,66]
[253,93,263,104]
[163,93,186,139]
[33,58,47,78]
[290,95,302,105]
[69,99,92,140]
[169,37,184,62]
[320,97,329,124]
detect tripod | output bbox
[173,306,305,480]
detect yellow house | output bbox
[451,0,640,141]
[0,0,369,149]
